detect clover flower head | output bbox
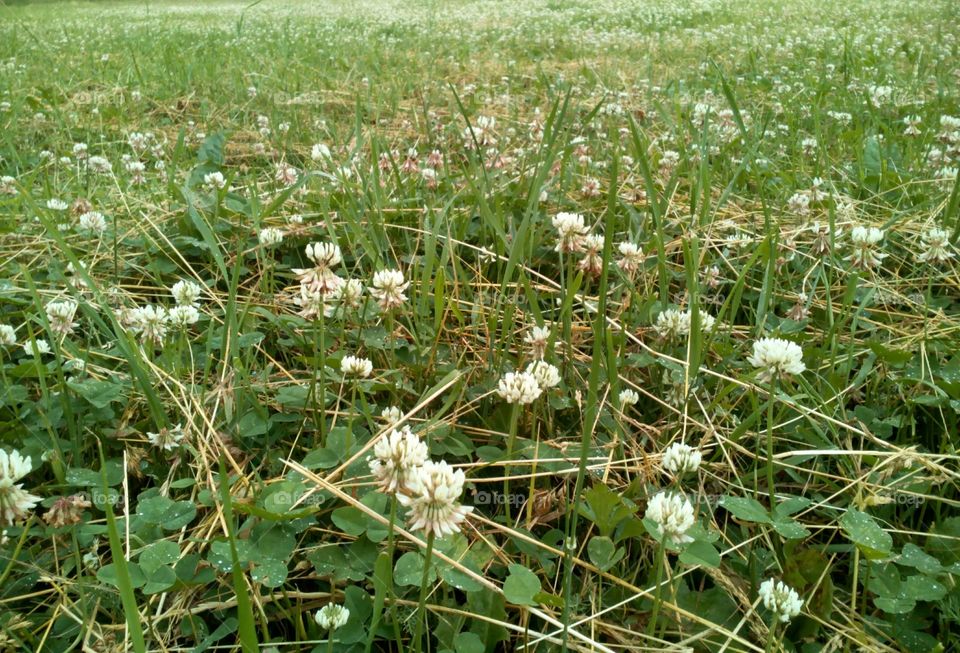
[398,460,473,537]
[661,442,702,475]
[747,337,805,382]
[369,426,429,494]
[759,579,803,623]
[644,491,695,545]
[496,371,543,405]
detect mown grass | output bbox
[0,0,959,651]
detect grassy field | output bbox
[1,0,959,651]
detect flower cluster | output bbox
[759,579,804,623]
[398,460,474,538]
[644,491,695,545]
[747,338,806,382]
[369,425,472,538]
[0,449,42,526]
[661,442,702,476]
[496,371,543,405]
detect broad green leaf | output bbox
[394,551,429,587]
[503,563,541,606]
[581,484,634,538]
[772,518,810,540]
[840,509,892,559]
[903,574,947,601]
[679,539,721,568]
[587,536,623,571]
[719,496,771,524]
[874,596,916,614]
[453,632,485,653]
[142,566,178,595]
[98,562,146,589]
[331,505,367,537]
[67,379,125,408]
[251,558,288,588]
[898,544,942,575]
[139,540,180,573]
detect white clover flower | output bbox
[170,280,203,306]
[72,142,89,159]
[78,211,107,234]
[661,442,702,476]
[127,305,169,345]
[0,324,15,346]
[903,115,922,136]
[311,143,332,162]
[788,191,811,216]
[578,233,604,276]
[369,269,409,311]
[63,358,85,373]
[293,284,325,320]
[275,164,298,186]
[867,85,893,106]
[759,579,804,623]
[0,449,42,525]
[552,212,589,253]
[847,225,887,270]
[258,227,284,247]
[617,242,644,274]
[305,242,342,269]
[525,360,561,389]
[0,175,17,195]
[659,150,680,172]
[380,405,402,425]
[325,279,364,316]
[619,388,640,406]
[314,604,350,631]
[46,198,69,211]
[496,371,543,405]
[917,227,954,264]
[203,171,226,190]
[655,308,688,339]
[523,325,551,359]
[655,308,716,339]
[937,166,958,188]
[125,160,146,184]
[87,156,112,174]
[581,177,600,197]
[644,491,695,545]
[369,426,429,494]
[46,300,78,336]
[398,460,473,537]
[341,355,373,378]
[127,132,149,152]
[293,243,344,296]
[23,339,51,357]
[168,305,200,328]
[747,337,805,382]
[146,424,185,451]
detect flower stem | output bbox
[646,539,666,637]
[765,620,777,653]
[309,310,326,447]
[412,532,435,653]
[766,379,777,517]
[367,497,405,652]
[504,403,520,523]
